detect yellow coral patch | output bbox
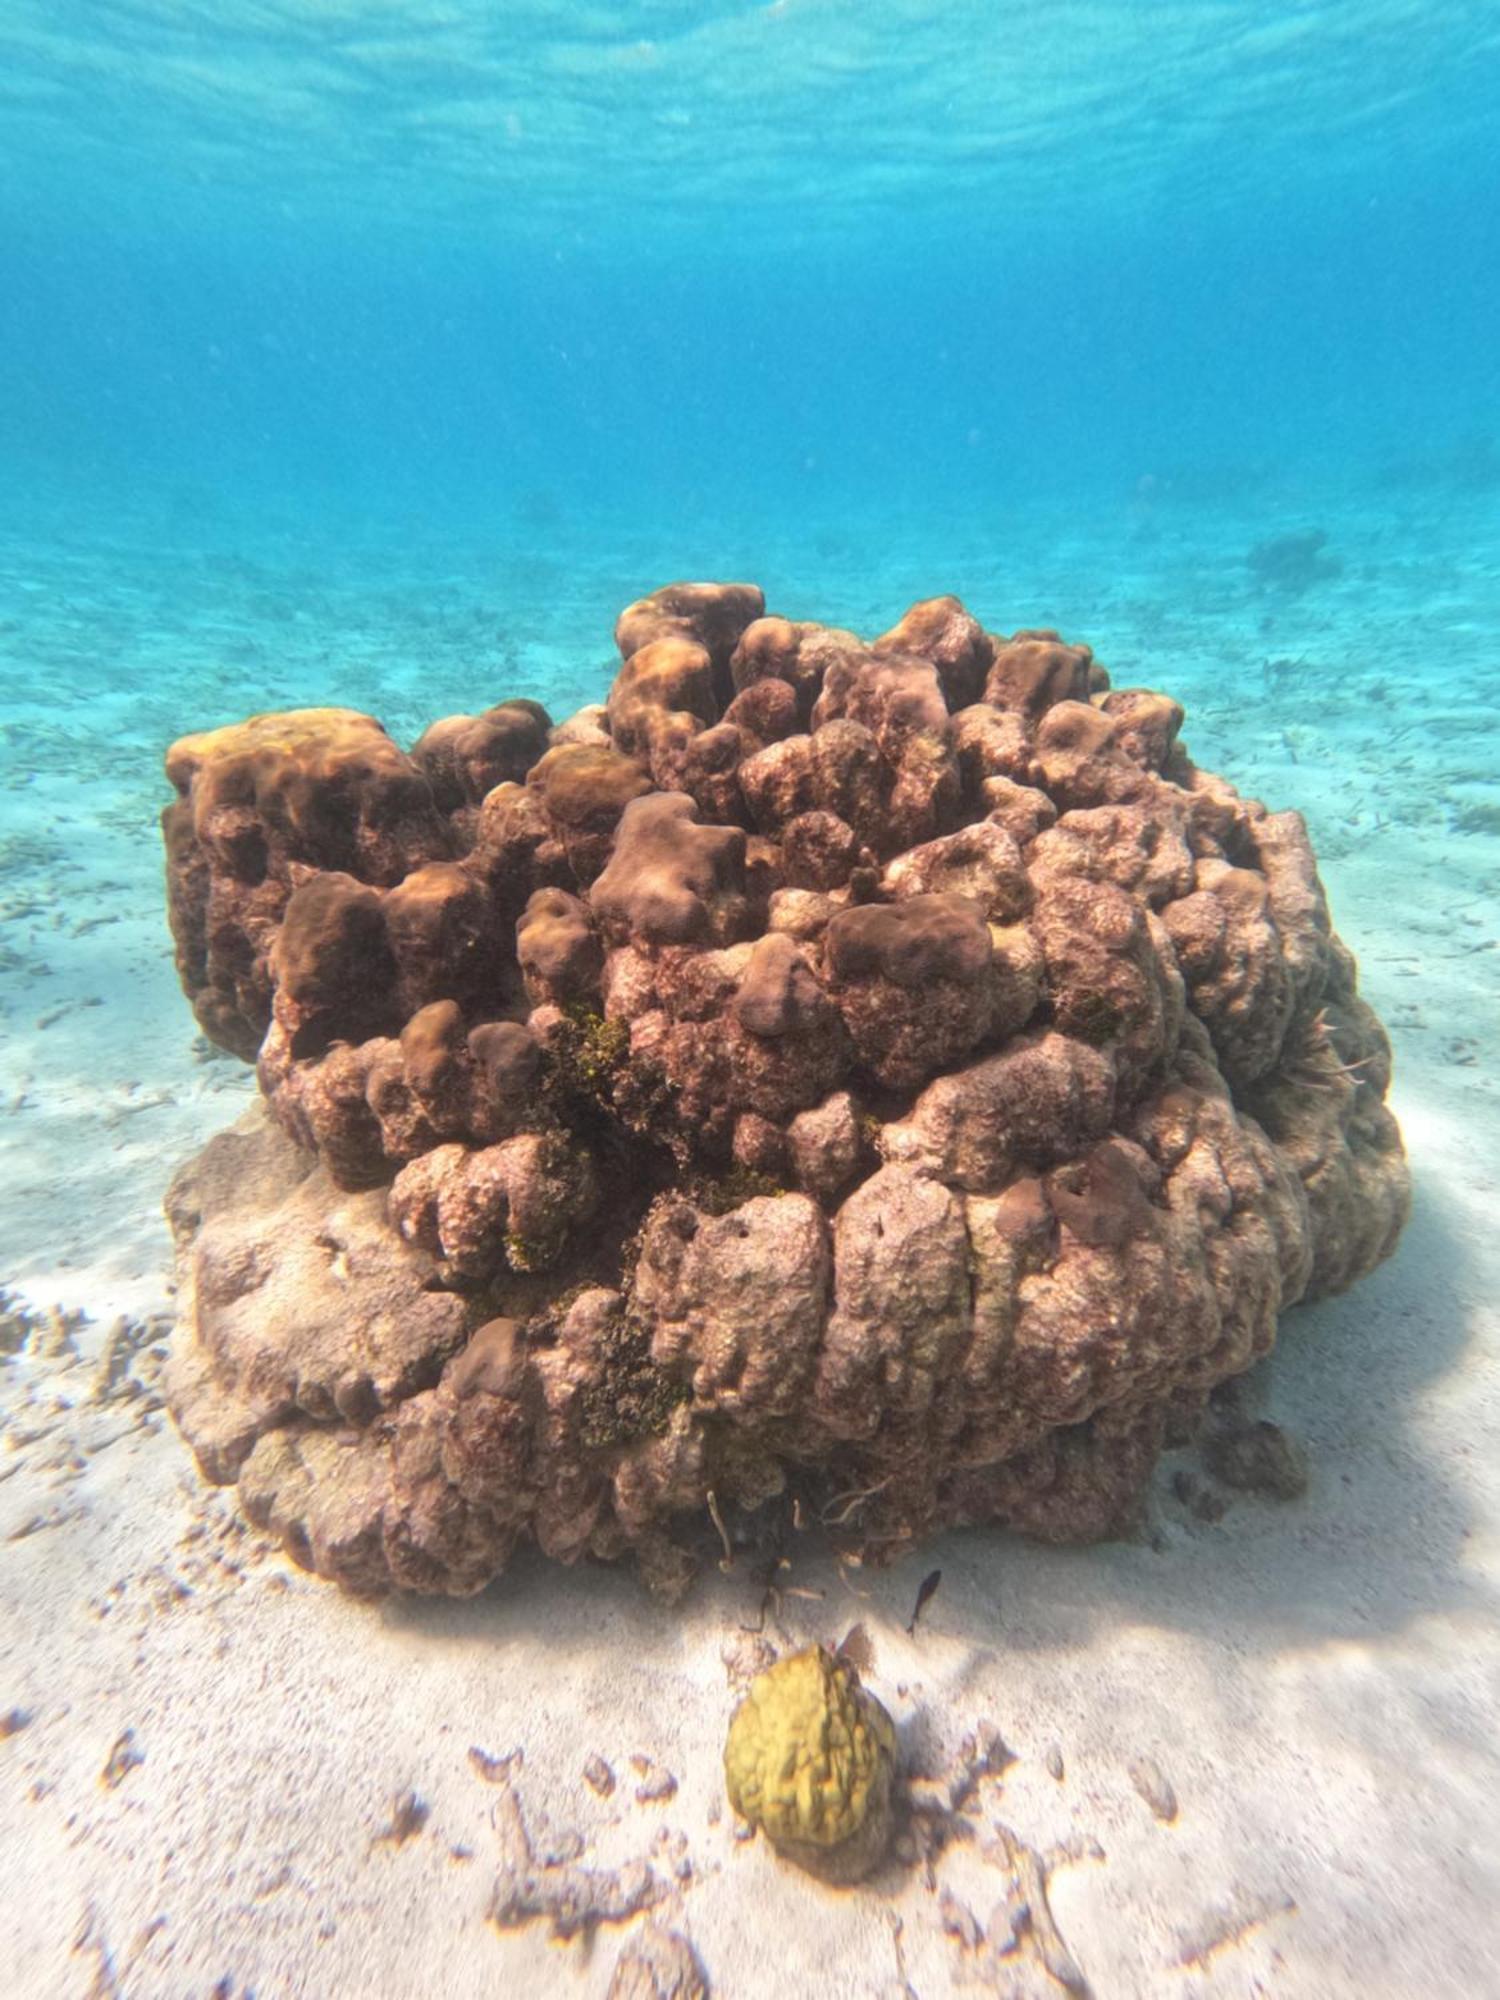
[723,1644,896,1853]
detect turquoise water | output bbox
[3,2,1498,542]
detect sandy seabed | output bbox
[2,474,1498,1997]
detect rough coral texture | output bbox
[160,579,1410,1600]
[723,1645,898,1884]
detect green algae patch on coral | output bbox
[502,1228,568,1274]
[723,1644,898,1884]
[547,1004,631,1106]
[692,1165,790,1215]
[576,1304,690,1450]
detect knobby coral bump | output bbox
[158,581,1410,1599]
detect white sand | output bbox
[2,478,1498,1996]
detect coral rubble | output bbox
[159,579,1409,1598]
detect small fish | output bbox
[906,1567,943,1636]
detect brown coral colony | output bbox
[160,579,1409,1598]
